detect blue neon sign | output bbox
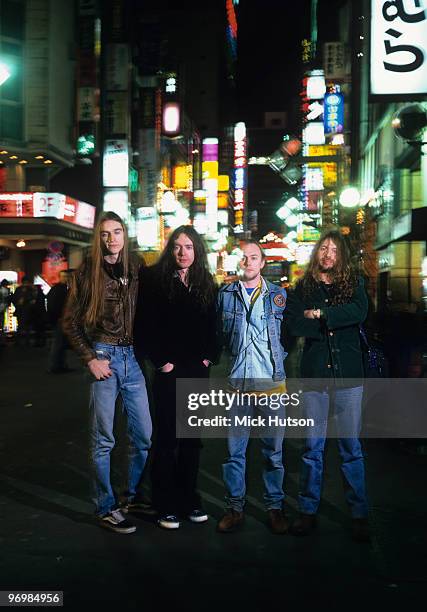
[324,93,344,134]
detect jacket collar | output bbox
[222,277,281,294]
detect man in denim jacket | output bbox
[216,240,289,534]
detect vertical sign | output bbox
[202,138,219,237]
[324,92,344,134]
[370,0,427,95]
[233,122,247,235]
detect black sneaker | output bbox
[158,514,180,529]
[97,509,137,534]
[122,501,157,517]
[188,509,208,523]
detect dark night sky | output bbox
[237,0,347,126]
[237,0,310,127]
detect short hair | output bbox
[22,275,31,284]
[241,239,266,260]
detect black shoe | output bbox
[97,509,136,534]
[290,513,317,536]
[158,514,180,529]
[188,509,208,523]
[351,518,371,543]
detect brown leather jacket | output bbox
[63,256,142,364]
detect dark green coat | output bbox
[286,277,368,379]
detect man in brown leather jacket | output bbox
[63,211,152,534]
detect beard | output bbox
[317,260,337,276]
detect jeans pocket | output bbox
[95,349,111,361]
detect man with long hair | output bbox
[63,212,152,534]
[134,225,217,530]
[216,240,289,535]
[286,229,370,542]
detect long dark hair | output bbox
[155,225,216,308]
[300,229,358,304]
[69,211,129,328]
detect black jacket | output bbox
[134,266,218,369]
[286,277,368,379]
[47,283,69,324]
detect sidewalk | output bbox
[0,343,426,609]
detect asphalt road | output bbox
[0,342,426,610]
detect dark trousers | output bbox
[48,322,68,371]
[151,362,208,515]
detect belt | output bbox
[95,335,133,346]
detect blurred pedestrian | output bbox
[63,211,152,534]
[216,240,289,535]
[47,269,74,373]
[286,229,370,542]
[134,225,218,530]
[11,276,46,347]
[0,279,11,344]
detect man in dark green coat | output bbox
[286,229,370,542]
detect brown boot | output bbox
[217,509,244,533]
[268,509,290,535]
[290,513,317,536]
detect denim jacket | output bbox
[217,279,288,382]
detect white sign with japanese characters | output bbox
[371,0,427,95]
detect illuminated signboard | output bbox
[136,206,158,249]
[203,138,219,161]
[103,189,129,219]
[217,210,229,226]
[218,175,230,192]
[296,243,315,264]
[306,70,326,100]
[193,213,208,235]
[370,0,427,95]
[103,140,129,187]
[324,92,344,134]
[301,69,326,214]
[234,167,246,190]
[162,102,181,135]
[0,192,95,228]
[305,167,324,191]
[173,165,191,190]
[233,122,247,234]
[202,138,219,236]
[303,122,326,145]
[204,178,219,235]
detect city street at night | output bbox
[1,0,427,609]
[0,342,426,608]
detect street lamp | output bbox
[0,62,11,86]
[339,187,360,208]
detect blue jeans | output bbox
[89,343,152,516]
[298,386,368,518]
[222,397,285,512]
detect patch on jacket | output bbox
[273,293,286,308]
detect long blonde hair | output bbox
[72,211,129,328]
